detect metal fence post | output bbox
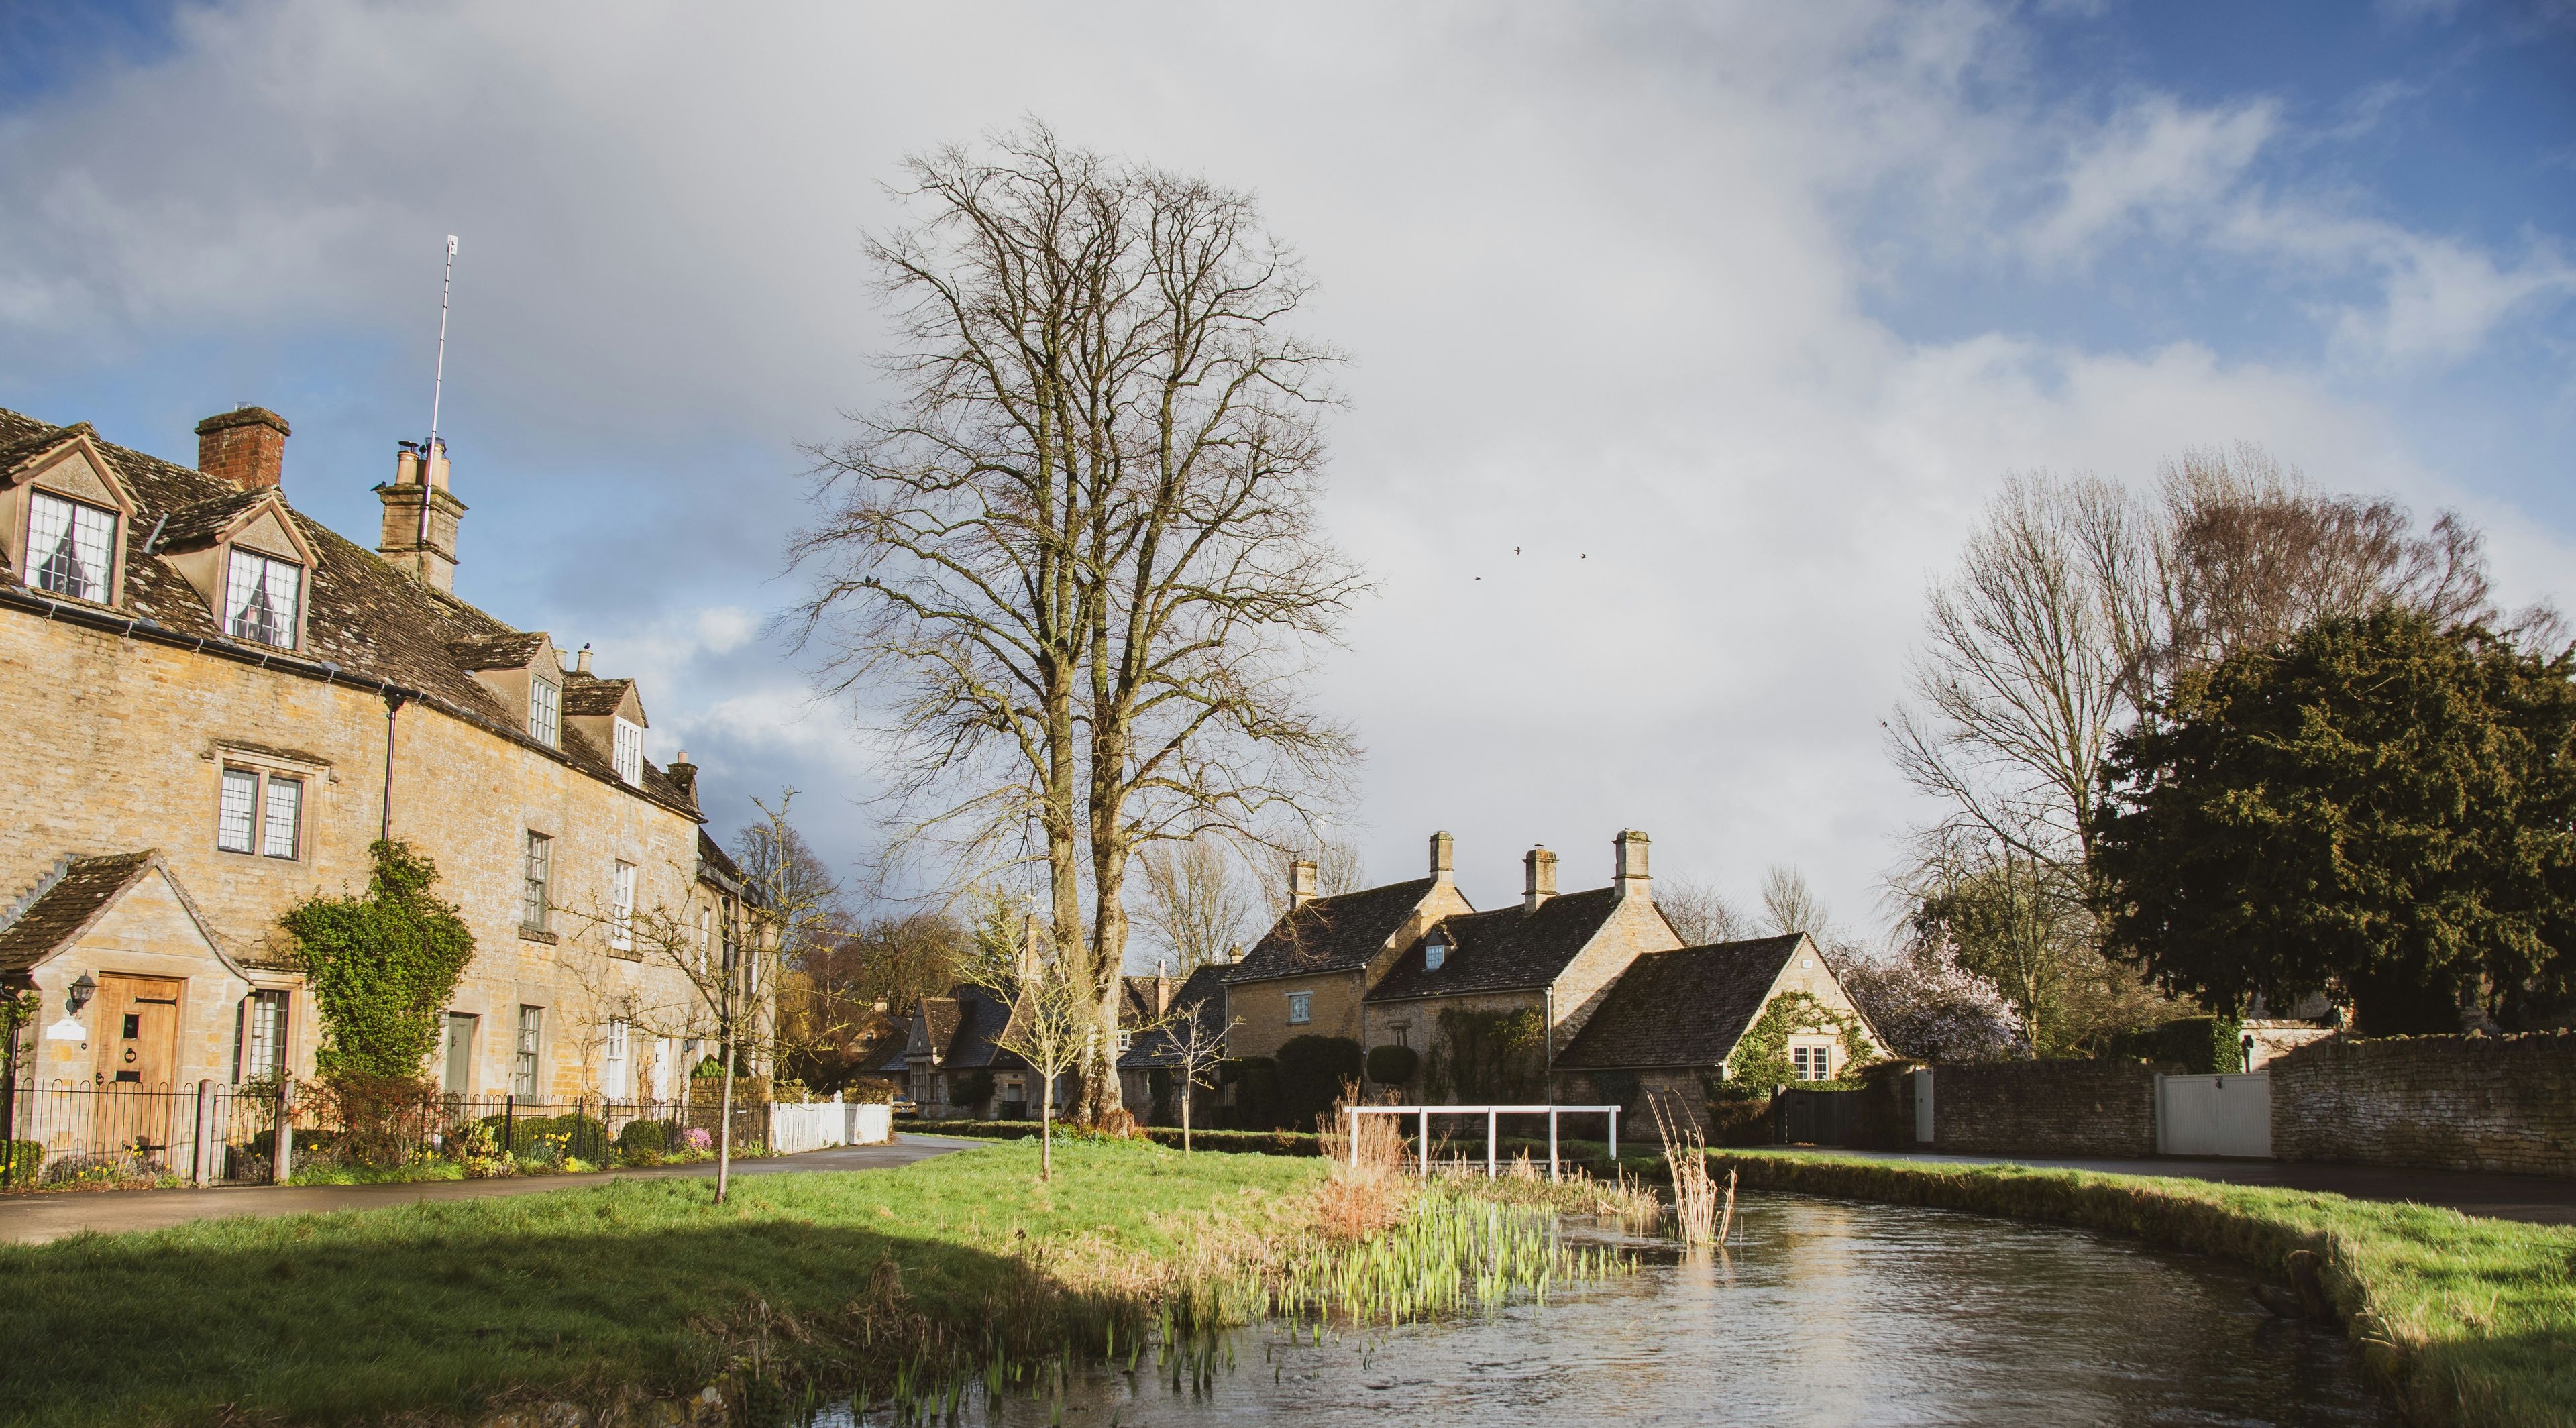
[191,1080,216,1186]
[272,1075,294,1185]
[504,1094,516,1160]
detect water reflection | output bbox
[836,1193,2390,1427]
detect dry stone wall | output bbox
[2269,1031,2576,1176]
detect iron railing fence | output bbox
[1,1081,772,1189]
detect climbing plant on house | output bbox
[280,840,476,1083]
[1723,991,1876,1093]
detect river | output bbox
[832,1191,2392,1427]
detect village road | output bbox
[0,1134,982,1245]
[1807,1148,2576,1225]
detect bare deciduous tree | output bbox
[961,928,1103,1182]
[1657,875,1750,946]
[1136,837,1257,973]
[1758,866,1829,938]
[1157,1002,1238,1154]
[792,123,1365,1123]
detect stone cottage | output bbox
[1551,932,1884,1125]
[1221,832,1474,1061]
[1359,832,1682,1100]
[1117,961,1230,1124]
[0,404,767,1121]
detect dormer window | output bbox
[613,718,643,785]
[223,548,301,648]
[28,490,115,602]
[529,676,561,747]
[1424,931,1449,972]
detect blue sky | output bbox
[3,2,2571,949]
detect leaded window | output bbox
[514,1005,543,1098]
[1286,991,1313,1025]
[522,831,553,932]
[223,548,301,648]
[28,490,113,602]
[237,991,288,1082]
[529,677,561,747]
[218,768,260,853]
[262,775,303,859]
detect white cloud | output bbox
[0,1,2566,930]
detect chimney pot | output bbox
[1429,830,1455,881]
[1613,830,1652,899]
[576,645,593,675]
[376,437,466,593]
[1288,858,1319,910]
[1524,846,1558,912]
[195,407,290,492]
[665,751,699,809]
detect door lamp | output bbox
[66,973,96,1015]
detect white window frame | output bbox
[1285,991,1313,1025]
[217,765,303,861]
[513,1005,544,1099]
[27,490,115,603]
[612,717,643,785]
[610,861,637,952]
[236,991,288,1082]
[604,1018,632,1099]
[529,676,561,747]
[222,547,302,649]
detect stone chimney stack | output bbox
[1429,830,1455,883]
[1524,846,1558,913]
[1613,829,1651,901]
[1287,859,1319,910]
[1226,942,1244,965]
[376,438,468,593]
[195,408,290,491]
[575,645,593,674]
[665,749,699,810]
[1018,914,1049,980]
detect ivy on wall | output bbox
[1427,1006,1546,1103]
[1723,991,1877,1095]
[280,840,476,1085]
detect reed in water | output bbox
[1653,1094,1721,1250]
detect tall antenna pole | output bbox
[421,234,458,552]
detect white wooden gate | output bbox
[2155,1072,2271,1158]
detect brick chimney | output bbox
[1287,858,1319,910]
[1613,829,1651,901]
[376,438,468,593]
[1524,846,1558,912]
[1429,830,1455,883]
[665,749,699,809]
[195,408,290,491]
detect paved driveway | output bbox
[1795,1148,2576,1226]
[0,1134,984,1245]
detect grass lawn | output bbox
[1701,1150,2576,1428]
[0,1138,1324,1427]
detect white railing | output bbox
[769,1099,895,1155]
[1342,1103,1621,1181]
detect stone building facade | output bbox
[1220,832,1473,1062]
[0,405,765,1111]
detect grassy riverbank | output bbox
[0,1140,1324,1426]
[1702,1150,2576,1428]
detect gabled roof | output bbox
[0,407,697,820]
[1120,963,1230,1070]
[0,853,159,975]
[1226,877,1441,983]
[150,490,269,552]
[445,633,549,671]
[900,985,1029,1072]
[561,671,637,718]
[1366,887,1621,1001]
[1554,934,1809,1070]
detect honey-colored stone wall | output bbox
[6,611,719,1103]
[2270,1031,2576,1176]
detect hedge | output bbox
[900,1119,1320,1156]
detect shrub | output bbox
[310,1072,434,1169]
[451,1121,510,1178]
[1275,1036,1363,1132]
[1364,1044,1419,1086]
[845,1077,898,1105]
[1221,1056,1279,1130]
[1427,1007,1544,1101]
[2110,1016,2247,1075]
[615,1118,672,1155]
[953,1069,994,1110]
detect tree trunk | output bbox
[1040,1070,1055,1181]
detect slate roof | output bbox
[1365,887,1621,1001]
[1119,964,1230,1070]
[902,985,1029,1071]
[1552,934,1808,1070]
[151,491,268,552]
[1226,878,1440,983]
[0,852,158,975]
[0,407,696,820]
[562,671,635,717]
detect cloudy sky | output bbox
[5,2,2572,948]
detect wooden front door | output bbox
[91,975,184,1157]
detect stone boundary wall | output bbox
[2270,1030,2576,1176]
[1930,1060,2159,1158]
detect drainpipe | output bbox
[379,689,410,840]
